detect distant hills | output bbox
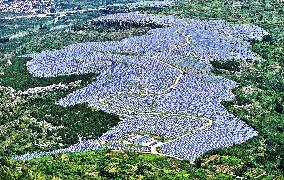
[0,0,174,15]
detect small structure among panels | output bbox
[126,134,157,147]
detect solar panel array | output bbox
[15,12,267,161]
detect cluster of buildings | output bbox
[0,0,55,14]
[15,12,267,161]
[110,1,175,9]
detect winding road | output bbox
[95,20,214,158]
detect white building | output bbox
[126,134,157,147]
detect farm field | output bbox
[0,0,284,179]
